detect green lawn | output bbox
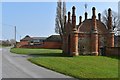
[11,48,119,79]
[10,48,62,55]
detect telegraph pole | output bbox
[14,26,16,47]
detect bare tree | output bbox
[55,0,66,40]
[10,39,16,46]
[102,10,120,30]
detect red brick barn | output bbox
[17,35,47,48]
[43,35,62,49]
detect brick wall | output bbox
[20,41,29,46]
[17,41,62,49]
[105,47,120,56]
[16,41,29,48]
[43,42,62,49]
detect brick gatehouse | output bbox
[63,6,114,56]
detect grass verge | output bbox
[11,48,119,79]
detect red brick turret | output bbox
[107,8,114,47]
[70,6,79,56]
[91,7,98,56]
[62,15,67,54]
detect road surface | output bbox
[2,47,71,78]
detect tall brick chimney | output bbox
[107,8,114,47]
[85,12,88,20]
[70,6,79,56]
[91,7,98,56]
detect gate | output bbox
[78,37,91,55]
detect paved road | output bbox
[2,47,71,78]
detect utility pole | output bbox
[14,26,16,47]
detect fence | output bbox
[104,47,120,56]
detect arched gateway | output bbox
[63,6,114,56]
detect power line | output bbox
[2,23,22,41]
[1,23,14,27]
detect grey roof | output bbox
[44,35,61,42]
[20,35,31,41]
[21,35,47,41]
[31,37,47,40]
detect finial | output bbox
[108,8,111,11]
[98,13,101,21]
[68,12,71,22]
[72,6,75,10]
[92,7,96,16]
[79,16,82,25]
[85,12,88,20]
[108,8,112,17]
[72,6,76,16]
[92,7,96,10]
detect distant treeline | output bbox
[0,39,16,46]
